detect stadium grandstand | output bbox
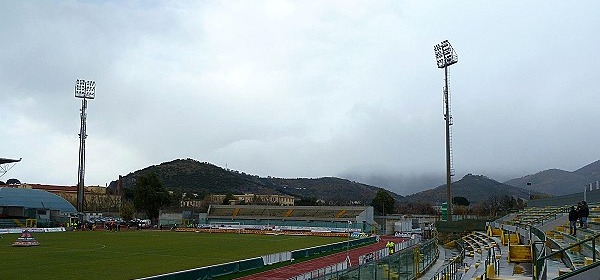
[0,187,76,228]
[200,205,377,233]
[431,188,600,280]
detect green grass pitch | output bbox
[0,230,345,279]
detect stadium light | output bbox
[434,40,458,68]
[433,40,458,222]
[75,79,95,213]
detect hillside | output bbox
[504,160,600,195]
[574,159,600,177]
[267,177,403,205]
[108,158,402,205]
[404,174,544,204]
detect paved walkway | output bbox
[235,236,407,280]
[418,245,447,279]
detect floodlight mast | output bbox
[434,40,458,222]
[75,79,95,213]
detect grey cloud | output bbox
[2,1,599,192]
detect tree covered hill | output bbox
[404,174,546,204]
[108,158,402,205]
[108,158,271,196]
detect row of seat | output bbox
[460,232,502,279]
[485,205,567,279]
[484,203,600,279]
[507,205,566,226]
[525,203,600,276]
[546,209,600,273]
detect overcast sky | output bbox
[1,1,599,195]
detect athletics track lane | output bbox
[235,236,407,280]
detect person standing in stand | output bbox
[569,206,578,235]
[576,202,583,228]
[580,201,589,229]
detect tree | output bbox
[370,189,395,215]
[453,205,470,216]
[6,178,20,185]
[222,193,236,205]
[133,173,171,224]
[452,196,470,206]
[397,201,436,215]
[120,201,135,221]
[296,197,319,206]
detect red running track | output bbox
[235,236,407,280]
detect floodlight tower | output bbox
[75,79,96,213]
[434,40,458,222]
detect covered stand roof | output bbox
[0,158,21,164]
[0,187,77,213]
[0,157,21,178]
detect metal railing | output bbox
[534,232,600,280]
[430,239,465,280]
[290,261,349,280]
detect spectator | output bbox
[569,206,578,235]
[577,202,583,228]
[580,201,589,229]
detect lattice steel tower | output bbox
[434,40,458,222]
[75,79,95,212]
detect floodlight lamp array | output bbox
[434,40,458,68]
[75,79,96,99]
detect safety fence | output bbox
[288,237,438,280]
[262,251,293,265]
[137,236,377,280]
[292,236,376,259]
[289,238,422,280]
[288,261,349,280]
[355,238,421,266]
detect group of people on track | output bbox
[568,201,589,235]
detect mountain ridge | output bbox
[108,158,600,206]
[403,174,544,204]
[504,159,600,195]
[108,158,403,205]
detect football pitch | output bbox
[0,230,345,279]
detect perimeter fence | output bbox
[291,237,438,280]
